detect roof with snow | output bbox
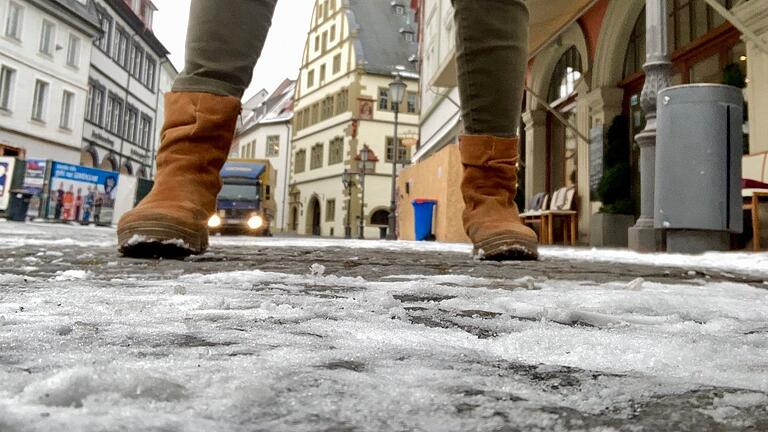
[237,79,296,135]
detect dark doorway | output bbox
[290,206,299,232]
[308,197,321,236]
[370,209,389,225]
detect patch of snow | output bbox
[53,270,91,281]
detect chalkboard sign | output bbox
[589,126,605,199]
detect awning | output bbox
[431,0,597,88]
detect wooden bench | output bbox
[522,187,577,246]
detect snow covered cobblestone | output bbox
[1,221,768,431]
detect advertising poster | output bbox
[23,159,47,218]
[46,162,119,225]
[0,156,17,211]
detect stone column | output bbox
[629,0,672,252]
[523,110,548,205]
[734,0,768,155]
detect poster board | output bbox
[45,162,120,225]
[0,157,17,211]
[589,126,605,199]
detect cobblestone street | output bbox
[1,221,768,431]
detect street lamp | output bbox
[342,169,353,239]
[357,145,371,240]
[387,74,407,241]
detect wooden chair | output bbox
[744,192,768,251]
[742,152,768,251]
[543,187,577,246]
[521,192,549,243]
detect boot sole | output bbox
[473,233,539,261]
[118,221,208,259]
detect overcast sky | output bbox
[152,0,315,100]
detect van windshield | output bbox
[219,184,258,201]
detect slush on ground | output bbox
[1,221,768,431]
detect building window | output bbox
[295,110,303,131]
[329,137,343,165]
[131,43,144,80]
[112,25,130,68]
[320,64,327,83]
[406,92,418,113]
[322,31,328,52]
[31,80,48,122]
[144,57,156,89]
[124,105,138,143]
[315,34,320,52]
[59,90,75,130]
[95,8,112,54]
[0,66,16,111]
[266,135,280,157]
[321,96,334,120]
[623,11,646,79]
[4,2,23,40]
[326,199,336,222]
[330,24,336,41]
[333,54,341,74]
[667,0,734,53]
[378,88,390,111]
[139,115,152,149]
[386,137,409,164]
[310,143,324,169]
[295,149,306,173]
[547,46,582,103]
[311,102,319,123]
[66,34,80,67]
[86,83,105,125]
[336,88,348,114]
[316,2,323,21]
[307,69,315,87]
[39,20,55,56]
[105,93,123,135]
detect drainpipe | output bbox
[151,57,170,179]
[281,121,292,232]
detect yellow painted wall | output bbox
[397,143,470,243]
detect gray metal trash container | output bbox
[654,84,743,253]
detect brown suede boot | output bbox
[460,135,539,261]
[117,92,241,258]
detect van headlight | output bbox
[247,215,264,230]
[207,214,222,228]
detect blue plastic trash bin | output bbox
[412,199,437,241]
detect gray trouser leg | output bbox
[453,0,529,136]
[173,0,278,98]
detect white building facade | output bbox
[0,0,101,163]
[235,79,295,232]
[289,0,419,239]
[80,0,167,178]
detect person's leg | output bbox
[118,0,277,258]
[453,0,538,260]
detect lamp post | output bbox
[628,0,672,252]
[342,169,353,239]
[387,74,407,241]
[357,145,370,239]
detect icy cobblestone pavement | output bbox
[1,221,768,431]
